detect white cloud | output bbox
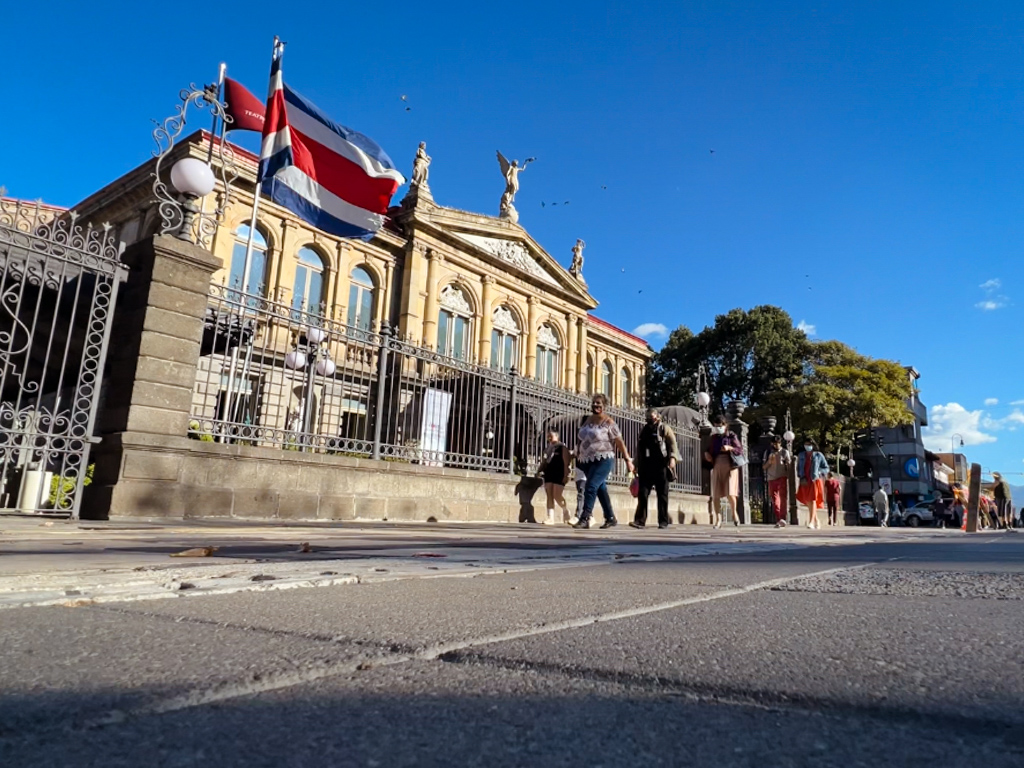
[632,322,669,338]
[976,299,1005,311]
[984,410,1024,431]
[984,397,999,406]
[797,320,817,336]
[1011,399,1024,406]
[922,402,998,451]
[980,278,1002,291]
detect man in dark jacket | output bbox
[992,472,1013,529]
[630,409,678,529]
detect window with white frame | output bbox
[292,247,325,319]
[228,223,268,298]
[601,360,613,398]
[346,266,375,330]
[620,367,632,407]
[437,285,472,360]
[490,305,520,371]
[536,324,560,386]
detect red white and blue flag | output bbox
[258,43,405,240]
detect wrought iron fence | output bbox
[0,197,127,516]
[190,284,702,494]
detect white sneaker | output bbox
[585,518,595,529]
[545,510,556,526]
[568,516,579,527]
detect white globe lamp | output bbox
[306,326,328,345]
[696,391,711,408]
[170,158,216,198]
[284,350,306,370]
[315,358,336,377]
[783,430,795,443]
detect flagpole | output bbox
[206,62,227,164]
[238,36,281,307]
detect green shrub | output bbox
[48,463,95,509]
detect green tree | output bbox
[648,306,809,412]
[764,340,914,452]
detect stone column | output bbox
[398,242,428,341]
[525,296,539,378]
[479,276,495,365]
[727,399,751,524]
[81,235,222,520]
[564,313,578,391]
[420,249,443,348]
[577,319,589,392]
[612,354,621,405]
[272,219,298,300]
[381,259,395,329]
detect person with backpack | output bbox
[629,408,679,529]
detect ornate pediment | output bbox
[454,233,559,287]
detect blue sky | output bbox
[4,1,1023,478]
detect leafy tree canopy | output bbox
[649,309,913,454]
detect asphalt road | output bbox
[1,531,1022,767]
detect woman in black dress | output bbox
[537,430,571,525]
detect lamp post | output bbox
[695,363,711,424]
[151,81,239,247]
[951,433,965,483]
[284,326,335,451]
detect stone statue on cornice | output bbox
[411,142,431,189]
[496,151,535,222]
[569,238,585,280]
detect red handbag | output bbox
[629,477,640,498]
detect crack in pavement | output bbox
[1,561,883,741]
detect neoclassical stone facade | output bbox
[73,132,652,407]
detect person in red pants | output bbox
[763,435,792,527]
[825,472,842,526]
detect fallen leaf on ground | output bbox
[297,542,312,553]
[170,546,220,558]
[250,574,276,582]
[413,552,447,558]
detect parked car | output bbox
[903,499,952,527]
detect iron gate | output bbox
[0,197,127,517]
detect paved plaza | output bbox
[1,520,1022,766]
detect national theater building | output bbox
[74,132,652,406]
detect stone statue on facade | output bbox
[411,142,431,189]
[496,151,535,222]
[569,238,585,280]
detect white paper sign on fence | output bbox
[419,388,452,467]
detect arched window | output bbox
[437,285,472,360]
[292,247,325,319]
[601,361,613,398]
[620,368,632,407]
[586,354,595,394]
[490,305,520,371]
[228,223,267,299]
[536,324,560,386]
[347,266,375,330]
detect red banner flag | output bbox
[223,77,266,132]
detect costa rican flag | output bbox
[259,43,405,239]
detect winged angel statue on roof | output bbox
[496,151,535,222]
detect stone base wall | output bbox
[84,432,711,524]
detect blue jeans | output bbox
[578,457,615,523]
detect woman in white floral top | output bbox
[574,393,634,530]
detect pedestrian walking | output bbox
[873,484,890,527]
[536,430,571,525]
[951,483,966,529]
[992,472,1013,530]
[763,435,791,527]
[704,414,742,528]
[630,408,678,529]
[573,394,633,530]
[796,438,829,529]
[570,453,586,525]
[825,472,841,526]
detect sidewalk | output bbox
[0,515,905,609]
